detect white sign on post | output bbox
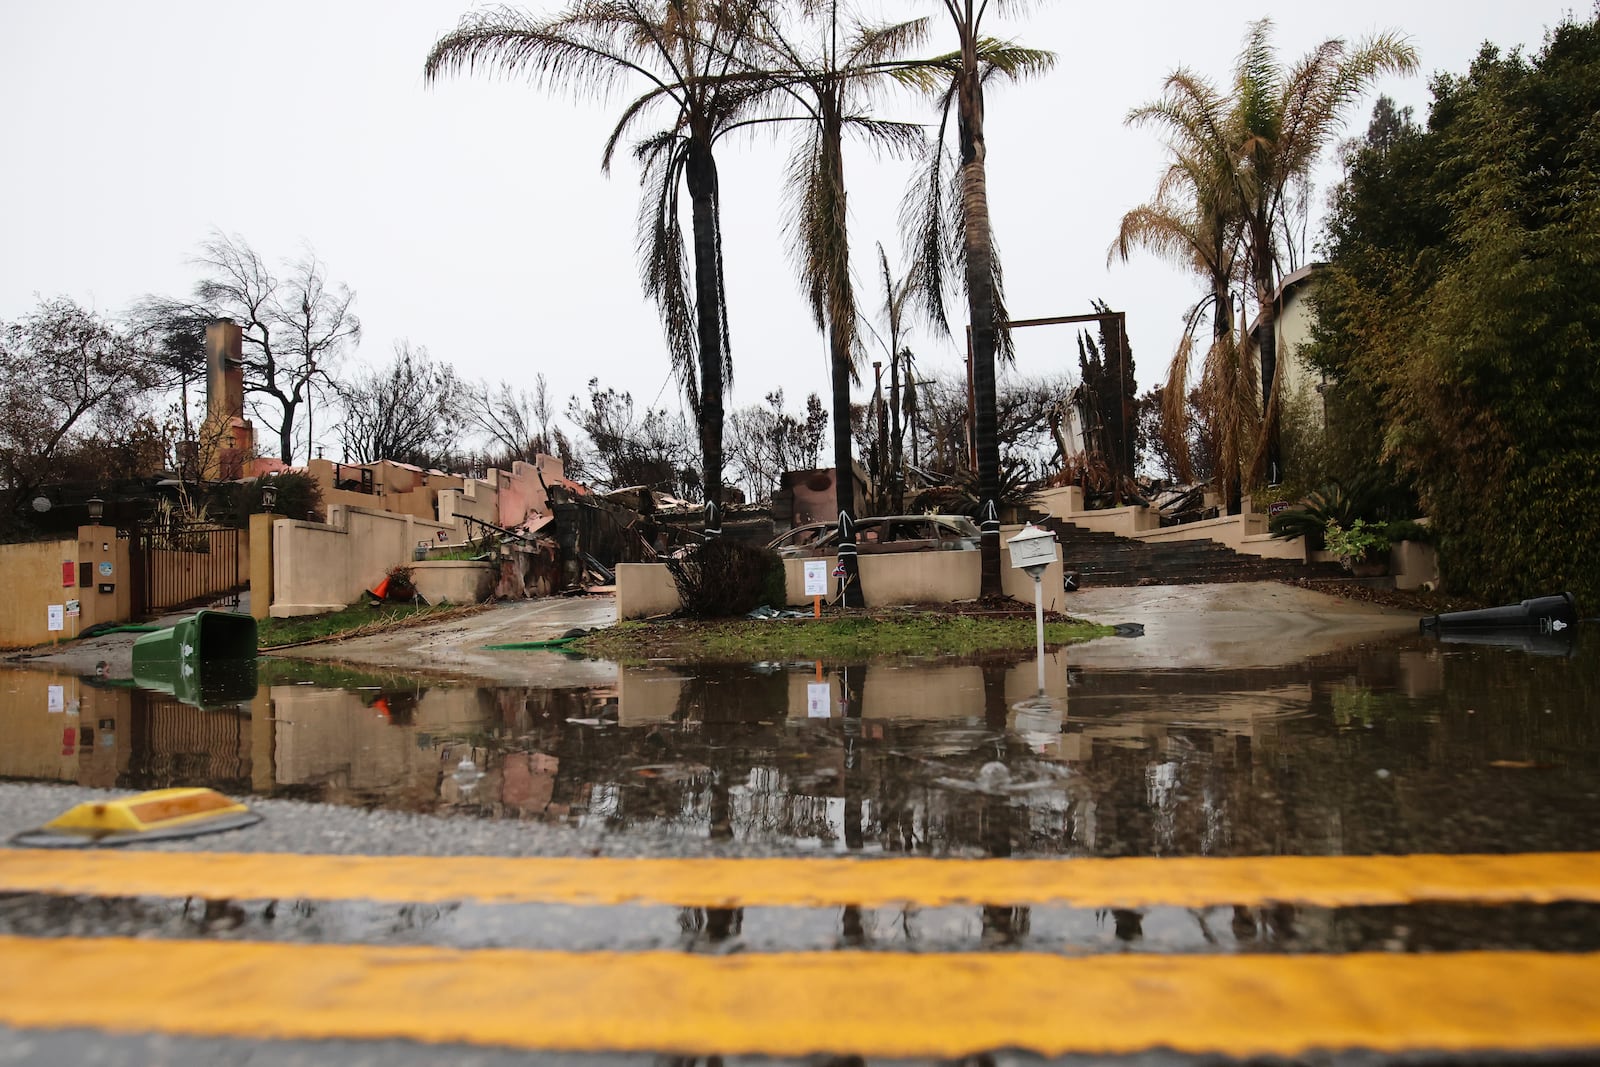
[806,682,832,718]
[47,605,64,632]
[803,560,828,598]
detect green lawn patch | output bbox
[258,601,481,649]
[573,611,1114,663]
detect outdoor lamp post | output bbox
[86,497,104,523]
[1007,524,1057,692]
[260,481,278,513]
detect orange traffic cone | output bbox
[368,576,391,601]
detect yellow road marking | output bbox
[1,937,1598,1057]
[4,849,1600,909]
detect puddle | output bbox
[4,631,1600,857]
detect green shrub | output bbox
[1267,473,1399,547]
[1383,519,1433,544]
[1323,519,1390,568]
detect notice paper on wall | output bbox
[47,604,64,632]
[806,682,832,718]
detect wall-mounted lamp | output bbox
[260,481,279,513]
[86,497,104,523]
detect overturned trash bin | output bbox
[131,609,258,709]
[1419,592,1579,637]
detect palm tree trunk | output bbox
[686,142,725,523]
[824,110,864,607]
[1215,283,1243,515]
[958,51,1003,598]
[889,349,903,513]
[1255,268,1281,489]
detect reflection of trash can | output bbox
[131,611,258,709]
[1419,592,1578,635]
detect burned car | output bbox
[766,515,981,559]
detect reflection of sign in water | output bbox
[803,561,828,597]
[47,685,64,713]
[806,682,831,718]
[98,561,113,578]
[47,605,64,631]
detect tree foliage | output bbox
[0,298,164,532]
[1120,18,1414,505]
[426,0,767,511]
[1310,17,1600,604]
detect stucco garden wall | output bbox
[618,528,1064,620]
[0,526,131,647]
[271,505,452,617]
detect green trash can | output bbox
[131,610,258,709]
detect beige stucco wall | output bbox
[1391,540,1441,591]
[1134,513,1268,554]
[436,477,500,534]
[616,562,682,620]
[620,536,1064,620]
[272,505,453,617]
[0,526,131,647]
[1274,277,1323,407]
[411,560,497,605]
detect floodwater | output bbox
[4,628,1599,860]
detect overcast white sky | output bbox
[0,1,1580,460]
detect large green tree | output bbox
[426,0,764,516]
[1311,17,1600,605]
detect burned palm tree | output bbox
[902,4,1053,595]
[426,0,768,514]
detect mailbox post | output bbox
[1007,524,1057,692]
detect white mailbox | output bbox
[1006,524,1056,576]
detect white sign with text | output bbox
[803,560,828,597]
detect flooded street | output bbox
[6,623,1600,1062]
[5,629,1599,860]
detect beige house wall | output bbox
[436,477,500,535]
[0,526,131,647]
[271,505,452,617]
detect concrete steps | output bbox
[1030,515,1347,589]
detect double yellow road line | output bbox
[3,849,1600,1058]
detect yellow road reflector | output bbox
[4,849,1600,910]
[2,937,1600,1057]
[10,788,260,848]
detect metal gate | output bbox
[128,521,244,617]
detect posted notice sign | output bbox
[806,682,832,718]
[803,560,828,597]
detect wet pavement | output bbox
[2,610,1600,1062]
